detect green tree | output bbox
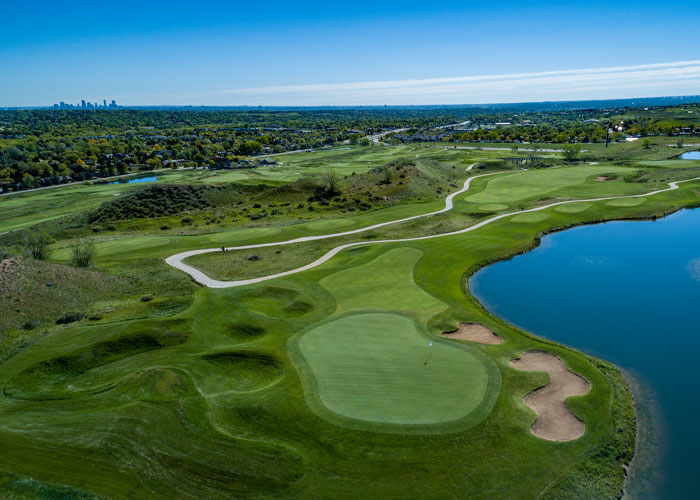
[24,230,51,260]
[237,141,263,156]
[70,239,96,267]
[642,138,652,149]
[321,169,340,196]
[561,143,582,162]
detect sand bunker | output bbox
[510,350,590,441]
[594,176,611,182]
[442,323,502,345]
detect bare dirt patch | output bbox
[510,350,590,441]
[442,323,502,345]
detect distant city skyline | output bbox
[53,99,118,110]
[2,1,700,106]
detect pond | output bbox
[679,151,700,160]
[470,208,700,499]
[109,176,159,185]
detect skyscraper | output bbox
[81,100,86,108]
[103,99,107,108]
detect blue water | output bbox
[109,176,158,185]
[470,209,700,499]
[680,151,700,160]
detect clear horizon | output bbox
[3,1,700,106]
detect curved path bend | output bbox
[166,169,700,288]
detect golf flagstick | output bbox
[424,341,433,365]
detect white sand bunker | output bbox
[510,350,590,441]
[442,323,502,345]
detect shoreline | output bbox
[620,367,667,500]
[465,207,700,499]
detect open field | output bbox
[1,141,699,498]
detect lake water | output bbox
[109,176,158,184]
[470,209,700,499]
[679,151,700,160]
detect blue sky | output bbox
[2,1,699,106]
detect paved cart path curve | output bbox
[166,167,700,288]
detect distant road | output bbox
[368,128,409,143]
[433,121,471,130]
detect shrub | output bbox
[24,230,51,261]
[56,312,85,325]
[22,320,39,330]
[87,184,211,223]
[140,294,154,302]
[88,313,103,321]
[247,255,261,261]
[70,239,96,267]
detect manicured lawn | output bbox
[298,312,492,426]
[320,247,446,321]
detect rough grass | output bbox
[87,184,213,222]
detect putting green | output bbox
[555,202,592,213]
[607,197,646,207]
[320,247,447,322]
[297,313,494,427]
[511,212,550,223]
[477,203,509,211]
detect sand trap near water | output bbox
[442,323,502,345]
[510,350,590,441]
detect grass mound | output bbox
[116,368,192,402]
[201,351,282,391]
[6,319,190,399]
[87,184,212,222]
[241,286,315,318]
[227,321,267,339]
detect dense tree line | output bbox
[1,104,698,192]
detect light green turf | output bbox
[477,203,509,211]
[463,166,634,203]
[297,313,490,425]
[607,197,647,206]
[511,212,550,223]
[555,202,592,213]
[305,218,357,231]
[319,247,447,322]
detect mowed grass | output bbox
[462,165,638,204]
[320,247,447,322]
[297,313,492,426]
[3,145,699,499]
